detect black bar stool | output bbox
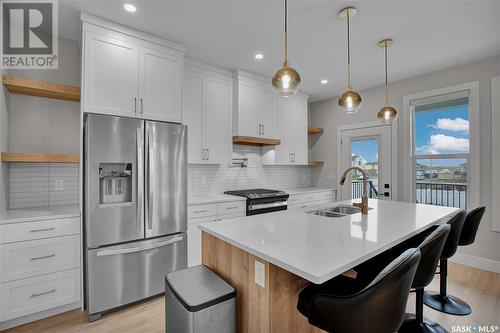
[297,248,421,333]
[423,207,485,315]
[355,224,451,333]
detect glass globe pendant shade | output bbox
[272,63,301,97]
[377,106,398,124]
[338,90,362,114]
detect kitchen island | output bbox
[199,199,459,333]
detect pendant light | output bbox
[377,38,398,124]
[272,0,301,97]
[338,6,362,114]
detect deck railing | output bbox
[416,181,467,209]
[352,180,379,199]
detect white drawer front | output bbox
[187,204,217,219]
[0,217,80,244]
[218,201,246,216]
[288,194,308,205]
[0,268,80,321]
[188,215,219,225]
[219,212,246,220]
[0,235,80,282]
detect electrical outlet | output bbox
[254,260,265,288]
[200,175,206,185]
[55,179,64,191]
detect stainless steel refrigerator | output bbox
[84,114,187,321]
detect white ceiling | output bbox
[59,0,500,102]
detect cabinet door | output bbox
[268,98,291,164]
[183,70,204,164]
[290,96,308,165]
[237,82,261,137]
[84,31,139,117]
[139,47,182,123]
[261,88,279,139]
[204,77,233,164]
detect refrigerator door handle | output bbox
[136,127,144,232]
[147,129,154,231]
[95,236,184,257]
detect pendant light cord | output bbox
[284,0,288,66]
[385,42,388,106]
[347,9,351,90]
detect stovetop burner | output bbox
[224,188,287,199]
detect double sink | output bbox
[308,205,371,218]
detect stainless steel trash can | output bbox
[165,265,236,333]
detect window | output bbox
[412,96,470,209]
[351,138,379,199]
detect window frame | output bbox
[403,82,480,209]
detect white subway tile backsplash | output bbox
[188,145,312,196]
[9,163,79,209]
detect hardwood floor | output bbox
[3,262,499,333]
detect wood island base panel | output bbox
[202,232,326,333]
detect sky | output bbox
[351,105,469,166]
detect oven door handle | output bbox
[248,201,288,211]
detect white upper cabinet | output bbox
[234,70,279,139]
[83,31,139,117]
[139,47,182,123]
[183,61,233,164]
[262,94,309,165]
[82,15,185,123]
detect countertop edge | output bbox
[0,205,81,224]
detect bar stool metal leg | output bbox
[423,259,471,316]
[400,289,448,333]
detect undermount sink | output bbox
[308,205,371,218]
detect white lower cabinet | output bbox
[187,201,246,267]
[0,216,80,324]
[0,269,80,321]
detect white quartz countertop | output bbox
[199,199,459,284]
[283,187,336,195]
[0,204,80,224]
[188,194,246,206]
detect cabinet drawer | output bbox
[187,215,219,226]
[217,201,246,216]
[288,194,308,205]
[0,268,80,321]
[187,204,217,219]
[219,212,246,220]
[0,235,80,282]
[0,217,80,244]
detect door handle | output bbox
[262,124,264,135]
[30,254,55,261]
[31,289,56,298]
[96,236,184,256]
[207,148,209,161]
[258,124,261,135]
[147,129,154,231]
[136,127,144,232]
[29,227,55,233]
[140,98,143,115]
[134,97,137,114]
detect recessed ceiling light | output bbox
[124,4,136,12]
[321,79,328,84]
[255,53,264,60]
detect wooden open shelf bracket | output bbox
[233,136,281,147]
[308,127,324,134]
[1,152,80,163]
[308,160,325,166]
[2,74,81,102]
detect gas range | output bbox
[224,189,289,216]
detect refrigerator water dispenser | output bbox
[99,163,132,204]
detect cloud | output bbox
[429,117,469,133]
[417,134,469,154]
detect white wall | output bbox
[309,56,500,267]
[8,38,80,154]
[0,69,9,211]
[189,145,312,196]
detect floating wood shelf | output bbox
[308,127,324,134]
[1,152,80,163]
[233,136,280,147]
[2,74,80,102]
[309,160,324,166]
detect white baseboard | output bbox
[0,301,81,331]
[449,252,500,274]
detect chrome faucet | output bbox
[339,166,369,214]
